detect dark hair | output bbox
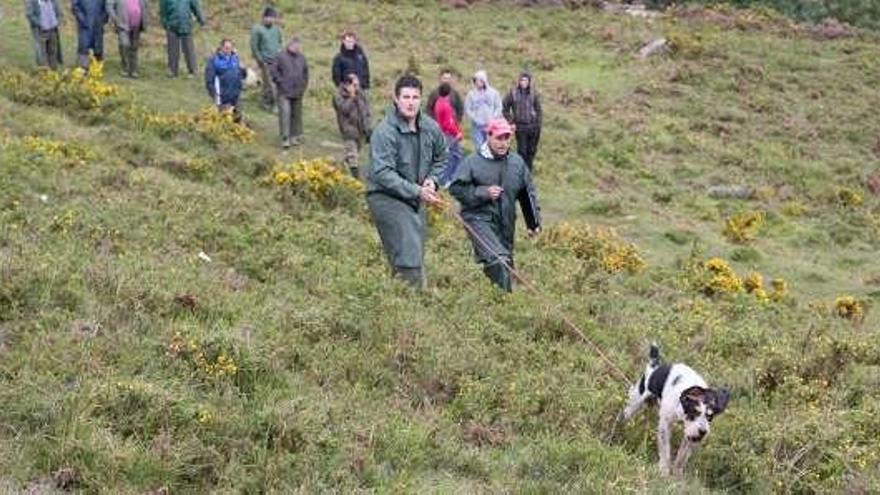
[394,75,422,97]
[345,73,359,84]
[438,82,451,97]
[263,7,277,18]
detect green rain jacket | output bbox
[159,0,204,35]
[366,105,448,268]
[449,146,541,265]
[249,22,282,63]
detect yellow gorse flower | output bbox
[722,211,765,243]
[835,296,865,322]
[539,222,646,274]
[272,158,365,208]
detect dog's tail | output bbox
[649,343,661,367]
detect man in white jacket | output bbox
[465,70,502,151]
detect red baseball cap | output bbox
[485,118,513,137]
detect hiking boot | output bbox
[281,138,291,149]
[291,136,302,147]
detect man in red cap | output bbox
[449,118,541,292]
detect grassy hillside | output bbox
[1,0,879,492]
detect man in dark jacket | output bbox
[250,7,283,111]
[425,69,464,125]
[108,0,147,78]
[502,72,543,171]
[332,73,371,178]
[205,39,245,122]
[449,118,541,292]
[331,30,370,96]
[25,0,64,69]
[72,0,107,69]
[159,0,204,78]
[271,36,308,148]
[367,75,447,289]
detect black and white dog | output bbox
[620,344,730,476]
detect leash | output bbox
[436,199,633,385]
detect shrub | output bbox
[3,135,95,168]
[722,211,765,243]
[539,222,646,274]
[127,105,255,145]
[0,57,119,114]
[835,295,866,322]
[271,158,365,210]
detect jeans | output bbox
[515,126,541,171]
[470,122,487,151]
[438,137,463,187]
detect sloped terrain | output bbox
[1,1,879,492]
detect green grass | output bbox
[1,0,880,492]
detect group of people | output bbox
[367,75,542,292]
[26,0,147,74]
[24,2,547,292]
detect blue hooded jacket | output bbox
[205,51,244,106]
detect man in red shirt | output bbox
[433,82,464,187]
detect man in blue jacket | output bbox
[205,39,245,122]
[72,0,107,69]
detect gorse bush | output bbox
[722,210,764,243]
[0,57,119,113]
[539,222,646,274]
[127,105,255,145]
[271,158,365,210]
[1,135,94,168]
[0,64,253,145]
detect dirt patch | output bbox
[462,421,509,447]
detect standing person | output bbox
[271,36,309,149]
[367,75,447,289]
[205,39,245,123]
[449,118,541,292]
[25,0,64,69]
[108,0,147,78]
[464,70,502,151]
[331,30,370,99]
[433,82,464,188]
[249,7,283,112]
[332,73,371,178]
[425,69,464,125]
[72,0,107,70]
[503,72,543,171]
[159,0,205,78]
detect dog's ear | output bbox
[710,388,731,415]
[680,386,706,417]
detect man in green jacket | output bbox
[449,118,541,292]
[159,0,204,78]
[250,7,283,112]
[367,75,448,289]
